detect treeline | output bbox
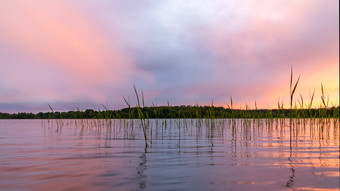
[0,105,339,119]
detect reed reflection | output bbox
[137,151,147,190]
[41,118,338,190]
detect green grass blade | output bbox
[123,96,131,108]
[133,84,140,107]
[48,104,54,112]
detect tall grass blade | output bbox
[309,89,315,109]
[48,104,54,113]
[142,90,145,107]
[321,83,328,108]
[123,96,131,108]
[133,84,140,107]
[290,67,300,109]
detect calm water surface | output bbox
[0,119,339,190]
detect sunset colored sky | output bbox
[0,0,338,113]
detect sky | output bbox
[0,0,339,113]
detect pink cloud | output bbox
[0,1,151,105]
[199,0,339,108]
[0,0,337,112]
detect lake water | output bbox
[0,119,339,191]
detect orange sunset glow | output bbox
[0,1,339,191]
[0,0,338,112]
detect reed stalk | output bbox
[290,66,300,110]
[133,85,150,149]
